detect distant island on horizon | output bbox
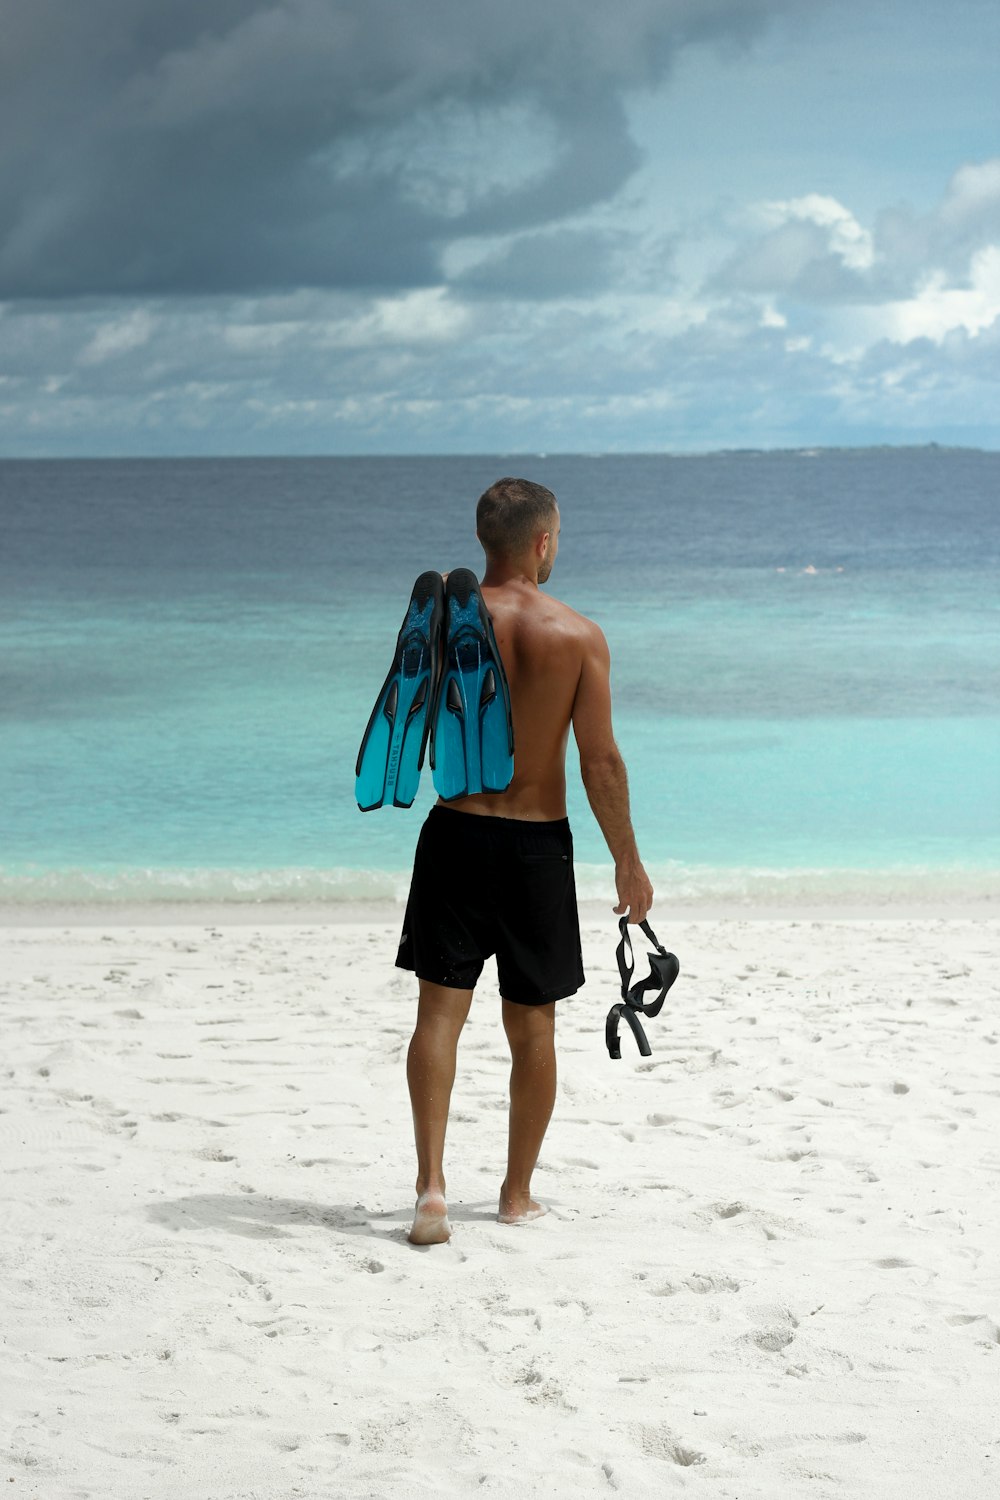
[1,441,997,464]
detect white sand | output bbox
[2,913,998,1498]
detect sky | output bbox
[1,0,999,456]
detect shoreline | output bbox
[1,895,996,927]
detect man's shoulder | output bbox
[541,594,605,641]
[488,585,605,653]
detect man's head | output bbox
[476,477,559,583]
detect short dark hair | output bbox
[476,477,557,558]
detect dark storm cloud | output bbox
[0,0,814,298]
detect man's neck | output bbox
[481,558,539,588]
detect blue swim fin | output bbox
[355,571,445,811]
[431,569,514,800]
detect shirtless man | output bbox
[396,477,653,1245]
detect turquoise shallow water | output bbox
[1,451,998,904]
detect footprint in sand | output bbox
[713,1201,749,1219]
[945,1314,1000,1343]
[553,1296,592,1322]
[494,1360,570,1408]
[669,1445,707,1467]
[633,1425,707,1466]
[744,1304,799,1353]
[233,1267,273,1302]
[751,1326,797,1352]
[684,1273,741,1294]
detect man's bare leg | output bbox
[498,998,556,1224]
[405,979,474,1244]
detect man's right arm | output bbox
[571,620,653,923]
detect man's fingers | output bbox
[614,882,654,923]
[614,905,649,923]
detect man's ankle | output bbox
[416,1180,447,1199]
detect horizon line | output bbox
[0,440,997,463]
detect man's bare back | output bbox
[444,580,592,823]
[440,572,650,925]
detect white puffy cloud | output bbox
[712,191,890,302]
[939,158,1000,238]
[756,194,875,271]
[710,159,1000,361]
[864,245,1000,345]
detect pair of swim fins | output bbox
[355,568,515,811]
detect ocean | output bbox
[1,450,998,906]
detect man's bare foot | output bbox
[497,1187,548,1225]
[408,1190,452,1245]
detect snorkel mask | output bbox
[606,915,680,1059]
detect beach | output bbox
[4,0,1000,1484]
[3,908,998,1498]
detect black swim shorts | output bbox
[395,805,585,1005]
